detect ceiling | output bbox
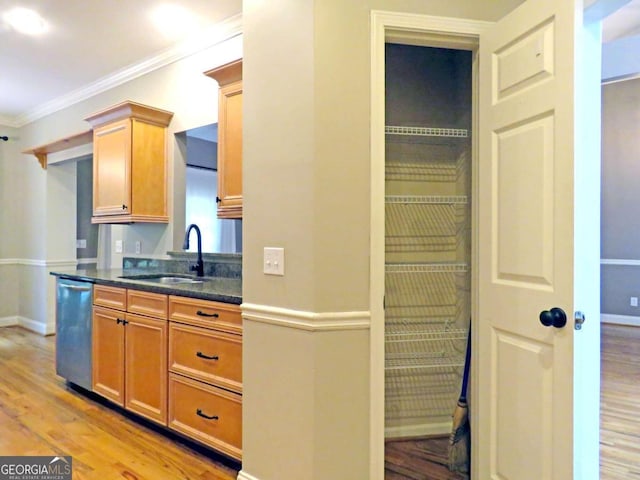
[0,0,241,127]
[0,0,638,128]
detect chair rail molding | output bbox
[241,303,370,332]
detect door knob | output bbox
[539,307,567,328]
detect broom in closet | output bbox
[448,327,471,473]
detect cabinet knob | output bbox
[122,204,127,210]
[215,196,221,204]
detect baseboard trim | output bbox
[242,303,370,332]
[385,421,452,440]
[237,471,260,480]
[0,317,52,335]
[19,317,54,335]
[601,258,640,266]
[601,313,640,327]
[0,316,19,327]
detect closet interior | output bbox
[384,43,472,445]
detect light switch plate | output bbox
[76,239,87,249]
[264,247,285,276]
[135,241,141,254]
[115,240,123,253]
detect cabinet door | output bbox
[217,81,243,219]
[130,119,169,221]
[124,313,168,425]
[93,118,132,217]
[92,306,125,405]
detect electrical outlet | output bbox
[263,247,285,276]
[115,240,123,253]
[631,297,638,307]
[135,241,141,254]
[76,239,87,249]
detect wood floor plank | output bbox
[0,327,238,480]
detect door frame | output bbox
[369,11,491,479]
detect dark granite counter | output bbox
[51,268,242,305]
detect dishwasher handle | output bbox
[59,284,92,292]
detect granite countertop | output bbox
[51,268,242,305]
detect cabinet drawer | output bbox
[127,289,168,319]
[168,373,242,461]
[169,322,242,393]
[93,285,127,310]
[169,296,241,334]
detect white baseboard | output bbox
[237,471,260,480]
[0,316,19,327]
[385,421,451,440]
[601,313,640,327]
[0,316,52,335]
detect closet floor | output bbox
[385,435,467,480]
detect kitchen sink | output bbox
[119,273,204,284]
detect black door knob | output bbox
[539,307,567,328]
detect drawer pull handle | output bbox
[196,351,219,361]
[196,310,219,318]
[196,409,219,421]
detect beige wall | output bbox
[0,126,21,324]
[0,126,25,259]
[241,1,522,479]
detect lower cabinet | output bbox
[92,285,168,426]
[168,295,243,461]
[91,285,242,461]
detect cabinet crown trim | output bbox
[204,59,242,86]
[85,101,174,129]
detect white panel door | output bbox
[477,0,600,479]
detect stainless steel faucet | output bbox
[183,224,204,277]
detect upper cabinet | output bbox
[85,101,174,224]
[205,59,243,219]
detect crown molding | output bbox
[12,14,243,128]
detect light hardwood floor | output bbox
[600,323,640,479]
[0,324,637,479]
[0,327,238,480]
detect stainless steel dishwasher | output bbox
[56,277,93,390]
